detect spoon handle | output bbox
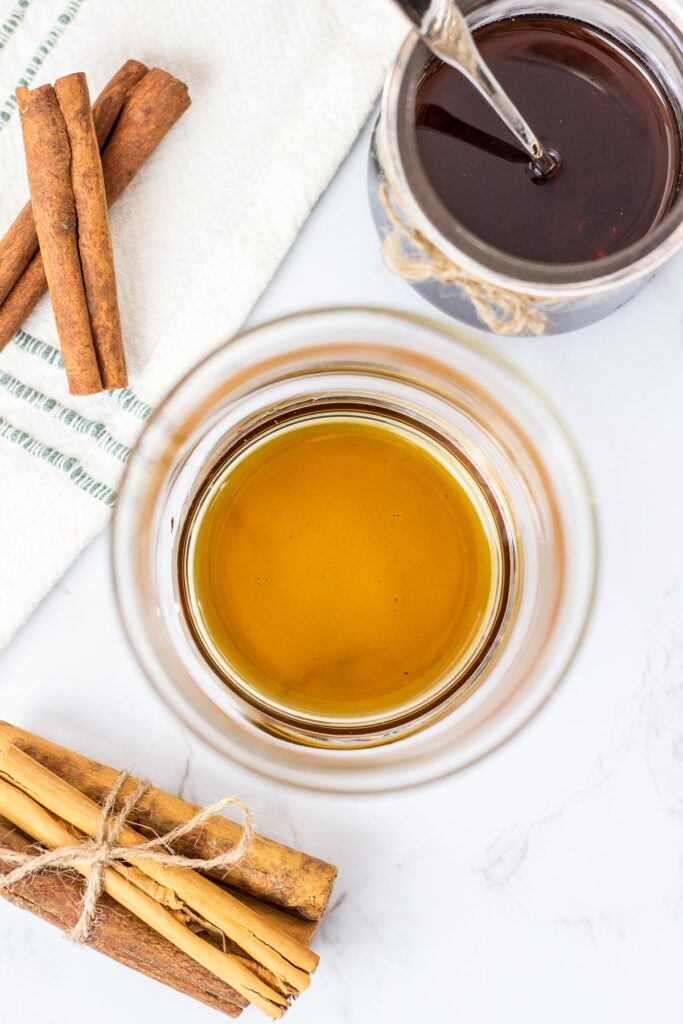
[394,0,559,176]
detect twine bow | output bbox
[0,771,253,943]
[378,180,552,337]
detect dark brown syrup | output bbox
[415,15,681,264]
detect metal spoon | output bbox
[394,0,560,178]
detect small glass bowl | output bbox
[112,308,596,792]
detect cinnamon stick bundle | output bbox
[0,721,336,920]
[0,742,318,992]
[0,818,321,1018]
[0,771,289,1018]
[0,61,190,380]
[0,723,336,1019]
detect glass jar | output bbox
[368,0,683,335]
[113,308,596,791]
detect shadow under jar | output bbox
[113,309,595,792]
[369,0,683,334]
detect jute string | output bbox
[378,180,552,337]
[0,771,253,943]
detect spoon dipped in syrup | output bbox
[393,0,561,179]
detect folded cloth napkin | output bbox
[0,0,405,648]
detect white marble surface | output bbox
[2,114,683,1023]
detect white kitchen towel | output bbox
[0,0,405,647]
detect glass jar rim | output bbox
[178,407,513,738]
[112,307,597,792]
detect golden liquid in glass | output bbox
[181,415,506,725]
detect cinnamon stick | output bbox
[0,202,37,309]
[0,742,319,995]
[55,72,127,389]
[0,722,336,921]
[16,84,102,394]
[17,74,127,394]
[0,815,246,1018]
[98,67,190,204]
[0,61,147,310]
[91,58,148,148]
[226,890,318,946]
[0,777,289,1018]
[0,63,190,354]
[0,254,46,347]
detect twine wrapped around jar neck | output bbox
[378,179,553,337]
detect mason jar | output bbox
[113,308,595,792]
[369,0,683,335]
